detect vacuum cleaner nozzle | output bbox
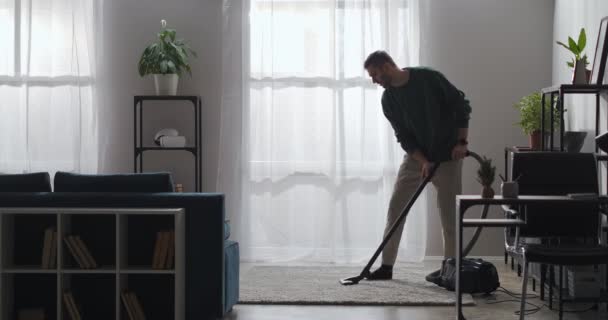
[339,275,364,285]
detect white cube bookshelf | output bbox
[0,207,185,320]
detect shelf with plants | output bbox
[134,20,201,193]
[0,208,185,320]
[538,27,608,153]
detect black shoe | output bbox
[366,265,393,280]
[425,269,441,284]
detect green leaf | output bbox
[567,61,574,68]
[568,37,580,54]
[138,24,195,76]
[556,41,571,52]
[167,29,176,42]
[514,92,562,135]
[578,28,586,51]
[167,60,176,71]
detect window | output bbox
[226,0,425,262]
[0,0,97,173]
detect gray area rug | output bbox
[239,265,475,306]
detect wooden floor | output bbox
[225,260,608,320]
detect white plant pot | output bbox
[153,74,179,95]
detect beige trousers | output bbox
[381,155,463,265]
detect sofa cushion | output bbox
[54,172,175,192]
[0,172,52,192]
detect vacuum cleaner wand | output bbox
[340,151,488,286]
[339,162,440,285]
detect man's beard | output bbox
[380,74,391,87]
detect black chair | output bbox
[504,152,608,320]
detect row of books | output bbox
[41,228,98,269]
[17,291,148,320]
[152,230,175,269]
[42,228,177,270]
[64,235,98,269]
[121,291,147,320]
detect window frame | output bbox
[1,0,94,87]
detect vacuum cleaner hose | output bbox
[462,151,490,257]
[339,150,492,285]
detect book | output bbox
[48,230,57,268]
[158,231,169,270]
[64,236,87,269]
[129,291,147,320]
[63,291,81,320]
[121,291,137,320]
[152,231,162,269]
[165,230,175,269]
[41,228,53,268]
[17,308,45,320]
[74,236,98,268]
[68,236,91,269]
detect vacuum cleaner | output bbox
[340,151,492,287]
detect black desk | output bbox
[455,195,608,320]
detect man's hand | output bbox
[451,143,468,160]
[421,161,435,179]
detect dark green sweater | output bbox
[382,67,472,162]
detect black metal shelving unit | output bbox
[540,84,608,152]
[133,95,202,192]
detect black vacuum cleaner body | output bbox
[340,151,497,292]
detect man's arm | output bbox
[457,128,468,144]
[434,71,471,129]
[452,128,469,160]
[433,71,471,160]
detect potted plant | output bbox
[514,92,561,150]
[138,20,197,95]
[556,28,590,84]
[476,156,496,198]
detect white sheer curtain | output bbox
[0,0,99,175]
[219,0,423,263]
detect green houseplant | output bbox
[556,28,590,84]
[514,92,562,150]
[476,156,496,198]
[138,20,197,95]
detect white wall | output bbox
[98,0,222,192]
[420,0,554,256]
[98,0,554,257]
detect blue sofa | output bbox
[0,172,239,319]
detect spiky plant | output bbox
[476,156,496,186]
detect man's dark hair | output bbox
[363,50,396,69]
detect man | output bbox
[363,50,472,280]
